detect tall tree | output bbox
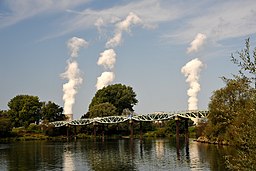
[231,37,256,88]
[225,86,256,170]
[88,84,138,116]
[7,95,42,127]
[205,37,256,170]
[41,101,65,122]
[206,78,252,140]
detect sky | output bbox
[0,0,256,119]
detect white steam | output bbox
[181,58,203,110]
[187,33,206,54]
[95,17,104,34]
[96,12,141,90]
[97,49,116,70]
[62,37,88,114]
[67,37,88,58]
[96,72,115,90]
[106,12,142,48]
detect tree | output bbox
[0,110,12,137]
[87,102,118,118]
[41,101,65,122]
[206,77,252,141]
[7,95,42,128]
[88,84,138,115]
[225,87,256,170]
[231,37,256,88]
[204,37,256,170]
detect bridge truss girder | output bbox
[49,110,209,127]
[132,113,174,121]
[95,116,129,124]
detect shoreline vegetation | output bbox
[0,125,229,147]
[0,124,195,143]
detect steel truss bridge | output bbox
[50,110,209,127]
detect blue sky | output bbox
[0,0,256,119]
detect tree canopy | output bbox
[87,102,118,118]
[8,95,42,128]
[231,37,256,88]
[206,77,253,140]
[0,110,12,137]
[41,101,65,122]
[6,95,65,128]
[205,37,256,170]
[87,84,138,118]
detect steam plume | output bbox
[181,58,203,110]
[187,33,206,54]
[96,72,115,90]
[95,18,104,33]
[96,12,141,90]
[106,12,141,48]
[62,37,88,114]
[97,49,116,70]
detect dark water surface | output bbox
[0,138,232,171]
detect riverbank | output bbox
[0,131,191,143]
[196,136,230,145]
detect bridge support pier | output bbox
[175,116,180,160]
[140,122,143,140]
[74,125,77,141]
[175,116,180,142]
[93,122,97,138]
[185,119,189,143]
[66,124,70,141]
[102,124,105,141]
[129,119,133,139]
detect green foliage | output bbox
[87,102,118,118]
[7,95,42,128]
[206,78,252,140]
[0,110,13,137]
[41,101,65,122]
[231,37,256,88]
[194,122,207,138]
[88,84,138,116]
[205,37,256,170]
[225,88,256,170]
[27,123,41,133]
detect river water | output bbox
[0,138,232,171]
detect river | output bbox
[0,138,232,171]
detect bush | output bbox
[27,123,41,133]
[0,117,13,137]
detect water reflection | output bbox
[0,138,231,171]
[63,144,75,171]
[155,139,165,159]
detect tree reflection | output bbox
[6,141,64,171]
[81,140,138,171]
[189,142,232,171]
[1,139,233,170]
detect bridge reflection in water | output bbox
[0,138,230,170]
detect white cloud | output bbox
[163,1,256,44]
[3,0,255,44]
[0,0,90,28]
[42,0,185,39]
